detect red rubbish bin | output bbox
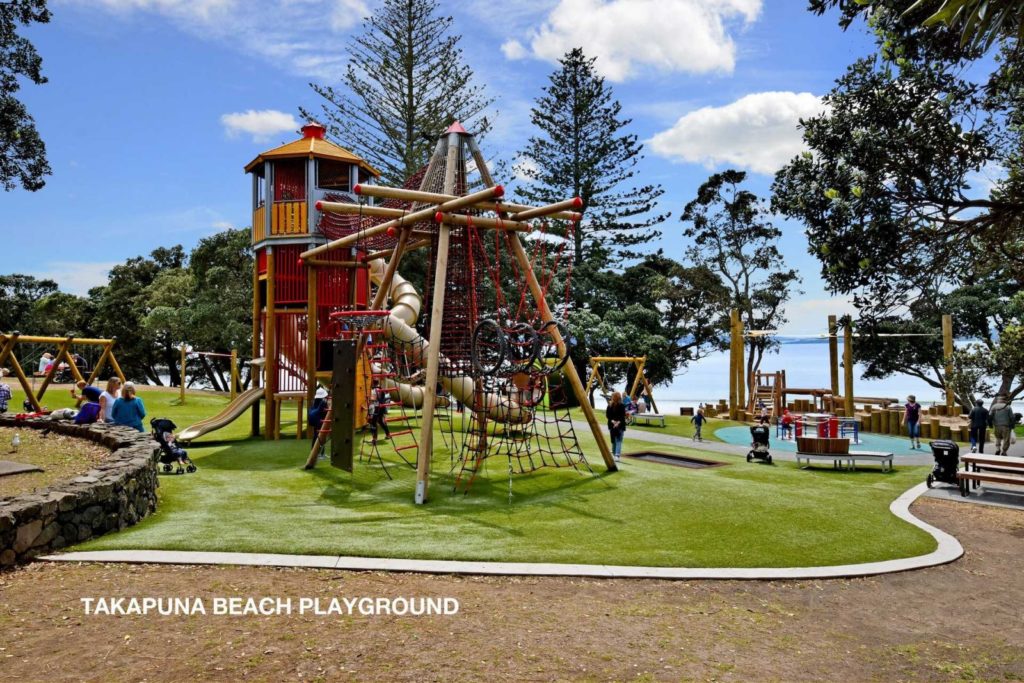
[829,416,839,439]
[795,420,803,437]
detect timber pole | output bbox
[843,322,855,418]
[828,314,840,401]
[942,313,955,411]
[729,309,738,419]
[306,264,318,437]
[264,247,276,440]
[251,254,261,437]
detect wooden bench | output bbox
[796,436,894,471]
[631,413,666,427]
[958,454,1024,496]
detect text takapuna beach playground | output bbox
[80,596,460,617]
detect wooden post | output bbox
[264,247,277,440]
[0,333,41,412]
[828,314,840,399]
[86,343,112,386]
[305,264,318,437]
[107,339,127,384]
[843,323,854,418]
[414,132,462,505]
[627,358,644,401]
[729,309,739,418]
[230,349,239,401]
[736,315,746,416]
[179,344,187,403]
[942,313,955,411]
[251,255,261,437]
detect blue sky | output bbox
[4,0,879,332]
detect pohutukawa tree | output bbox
[1,0,51,191]
[682,170,800,394]
[517,47,668,271]
[772,1,1023,401]
[302,0,493,186]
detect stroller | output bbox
[926,439,960,489]
[747,422,773,464]
[151,418,197,474]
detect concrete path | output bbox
[576,420,937,466]
[43,483,962,580]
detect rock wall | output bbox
[0,418,160,566]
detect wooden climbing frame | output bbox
[0,333,126,412]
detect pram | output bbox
[151,418,197,474]
[926,439,959,488]
[747,423,773,464]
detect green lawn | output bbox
[568,406,743,442]
[7,386,936,568]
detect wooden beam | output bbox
[433,212,531,232]
[301,259,368,269]
[306,263,318,439]
[106,340,126,384]
[302,185,505,260]
[843,322,855,417]
[251,253,261,437]
[828,314,840,398]
[354,183,581,221]
[364,238,429,263]
[942,313,955,410]
[506,197,582,221]
[86,343,112,386]
[590,356,646,362]
[264,247,277,440]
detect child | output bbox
[367,380,390,444]
[150,418,196,474]
[0,369,11,414]
[780,408,795,440]
[690,408,707,441]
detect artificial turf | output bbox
[8,386,937,568]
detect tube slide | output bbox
[368,260,530,423]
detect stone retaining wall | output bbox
[0,418,160,566]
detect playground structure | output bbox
[176,346,241,403]
[178,122,614,503]
[0,333,126,411]
[585,356,659,412]
[727,310,973,439]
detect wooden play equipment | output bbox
[0,333,126,411]
[584,356,659,412]
[177,345,241,403]
[727,310,959,427]
[299,121,613,504]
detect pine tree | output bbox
[301,0,493,186]
[517,48,668,269]
[1,0,51,191]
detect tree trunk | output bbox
[199,355,225,392]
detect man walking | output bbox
[968,399,989,454]
[989,393,1015,456]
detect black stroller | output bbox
[926,439,959,488]
[151,418,197,474]
[747,422,773,464]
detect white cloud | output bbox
[503,0,762,81]
[64,0,363,80]
[648,91,827,175]
[782,297,857,336]
[221,109,299,142]
[211,220,236,231]
[31,261,119,296]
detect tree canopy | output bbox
[301,0,493,186]
[0,0,51,191]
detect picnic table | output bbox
[958,454,1024,497]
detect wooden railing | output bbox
[252,205,266,243]
[271,200,307,237]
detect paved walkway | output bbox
[43,482,961,579]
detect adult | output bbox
[99,377,122,423]
[690,407,707,442]
[967,399,989,454]
[111,382,146,432]
[989,393,1015,456]
[367,380,390,445]
[606,391,627,462]
[901,394,922,450]
[0,369,11,414]
[71,380,102,408]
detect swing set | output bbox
[0,333,126,411]
[585,356,658,413]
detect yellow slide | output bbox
[178,387,263,442]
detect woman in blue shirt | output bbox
[111,382,146,432]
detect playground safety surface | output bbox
[1,498,1022,681]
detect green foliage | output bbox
[517,48,668,270]
[30,291,97,337]
[0,0,51,191]
[301,0,493,186]
[682,170,800,383]
[0,273,57,331]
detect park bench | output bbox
[958,455,1024,497]
[631,413,666,427]
[796,436,894,472]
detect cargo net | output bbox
[428,218,591,498]
[317,166,430,251]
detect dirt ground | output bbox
[0,427,108,499]
[0,497,1022,682]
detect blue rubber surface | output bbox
[714,426,932,457]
